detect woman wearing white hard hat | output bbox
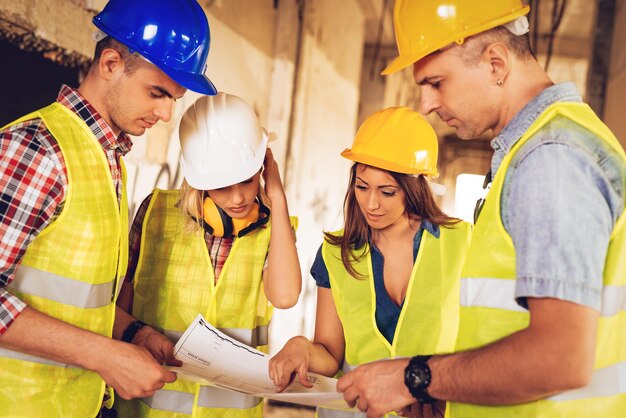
[116,93,302,418]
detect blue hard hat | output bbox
[93,0,217,95]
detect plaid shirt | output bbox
[0,85,132,334]
[126,193,234,285]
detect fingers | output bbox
[339,384,359,408]
[297,364,314,388]
[356,396,368,414]
[269,357,294,391]
[336,370,353,392]
[164,357,182,367]
[163,369,177,383]
[409,403,424,418]
[114,369,172,400]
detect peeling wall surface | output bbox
[604,0,626,148]
[273,0,366,349]
[0,0,94,65]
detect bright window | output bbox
[454,173,486,222]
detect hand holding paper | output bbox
[169,314,351,410]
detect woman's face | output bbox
[207,172,261,219]
[354,164,407,230]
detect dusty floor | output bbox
[264,401,316,418]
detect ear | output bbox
[97,48,125,81]
[485,42,511,86]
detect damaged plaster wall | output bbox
[0,0,93,66]
[604,0,626,148]
[270,0,367,349]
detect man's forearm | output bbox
[427,299,598,405]
[0,306,114,372]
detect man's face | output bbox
[412,47,498,139]
[105,63,187,136]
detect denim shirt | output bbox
[491,82,626,311]
[311,221,440,343]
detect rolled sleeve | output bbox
[503,126,621,311]
[310,245,331,288]
[0,288,27,334]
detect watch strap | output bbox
[404,355,437,404]
[122,320,146,343]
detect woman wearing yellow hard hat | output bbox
[115,93,302,418]
[268,106,471,418]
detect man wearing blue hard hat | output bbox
[0,0,216,417]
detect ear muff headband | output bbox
[200,197,270,238]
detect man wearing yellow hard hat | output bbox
[337,1,626,417]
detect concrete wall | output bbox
[0,0,91,54]
[604,0,626,148]
[274,0,366,348]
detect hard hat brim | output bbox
[341,149,438,178]
[381,55,416,76]
[162,66,218,95]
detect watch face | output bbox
[406,360,430,390]
[405,356,435,403]
[413,368,427,385]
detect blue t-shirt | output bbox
[310,221,440,343]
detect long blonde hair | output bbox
[177,173,270,233]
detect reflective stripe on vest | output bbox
[142,387,262,413]
[461,278,626,317]
[452,102,626,418]
[141,390,194,414]
[318,409,366,418]
[9,265,113,308]
[0,347,70,368]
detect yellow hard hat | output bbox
[341,107,439,178]
[382,0,530,75]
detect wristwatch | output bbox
[122,320,146,343]
[404,355,437,404]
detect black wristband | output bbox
[122,320,146,343]
[404,355,437,404]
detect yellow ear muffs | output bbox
[201,197,270,238]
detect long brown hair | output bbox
[324,163,459,278]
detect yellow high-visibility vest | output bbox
[451,102,626,417]
[0,103,128,418]
[117,189,294,418]
[318,222,472,418]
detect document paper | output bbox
[170,314,351,410]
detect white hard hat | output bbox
[179,93,268,190]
